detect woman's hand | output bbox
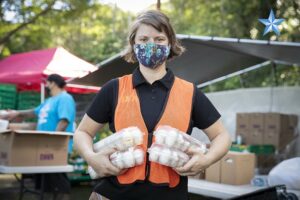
[174,147,212,176]
[175,119,231,177]
[87,147,127,178]
[0,110,18,121]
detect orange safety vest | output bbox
[114,74,193,188]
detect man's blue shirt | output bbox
[34,91,76,152]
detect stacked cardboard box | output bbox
[205,151,255,185]
[0,130,71,166]
[235,113,298,149]
[8,123,37,130]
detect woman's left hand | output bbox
[174,147,212,176]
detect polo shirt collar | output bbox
[132,67,174,90]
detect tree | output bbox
[162,0,300,92]
[0,0,56,47]
[0,1,131,63]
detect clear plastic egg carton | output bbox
[93,126,143,152]
[148,144,189,168]
[89,147,144,179]
[110,147,144,169]
[154,125,207,153]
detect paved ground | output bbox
[0,174,217,200]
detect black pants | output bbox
[34,173,71,193]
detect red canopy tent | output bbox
[0,47,99,93]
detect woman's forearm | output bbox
[74,130,95,162]
[206,131,232,165]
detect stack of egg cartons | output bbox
[89,127,144,179]
[148,125,207,168]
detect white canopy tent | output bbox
[69,34,300,87]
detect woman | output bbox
[74,10,231,200]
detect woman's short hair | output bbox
[123,10,185,63]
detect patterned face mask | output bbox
[133,43,170,69]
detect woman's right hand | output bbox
[87,147,126,178]
[0,110,19,121]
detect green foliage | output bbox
[0,0,131,63]
[0,0,299,92]
[162,0,299,92]
[202,64,300,93]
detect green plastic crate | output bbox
[0,103,16,109]
[18,92,40,100]
[0,93,17,99]
[230,144,249,152]
[247,145,275,155]
[0,84,17,92]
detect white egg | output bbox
[134,149,144,165]
[168,152,178,167]
[172,151,179,162]
[181,141,190,152]
[116,157,125,169]
[177,134,185,144]
[156,129,168,141]
[173,140,182,150]
[149,146,160,162]
[169,159,177,167]
[114,140,125,151]
[155,133,164,144]
[165,131,177,147]
[134,130,143,145]
[122,134,134,149]
[159,148,172,165]
[177,159,185,167]
[123,151,135,168]
[88,166,98,179]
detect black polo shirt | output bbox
[87,68,220,200]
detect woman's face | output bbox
[134,24,169,46]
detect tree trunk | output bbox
[157,0,161,10]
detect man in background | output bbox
[1,73,76,198]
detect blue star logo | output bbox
[259,9,284,36]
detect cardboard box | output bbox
[205,160,221,183]
[249,113,265,145]
[256,154,277,173]
[236,113,250,144]
[0,130,71,166]
[264,113,282,147]
[221,151,255,185]
[287,115,298,135]
[264,113,296,149]
[8,123,37,130]
[0,119,9,130]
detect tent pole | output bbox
[197,61,271,88]
[41,83,45,103]
[271,61,278,86]
[239,74,245,88]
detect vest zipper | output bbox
[145,131,154,179]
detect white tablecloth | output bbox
[188,178,300,199]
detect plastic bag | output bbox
[268,157,300,190]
